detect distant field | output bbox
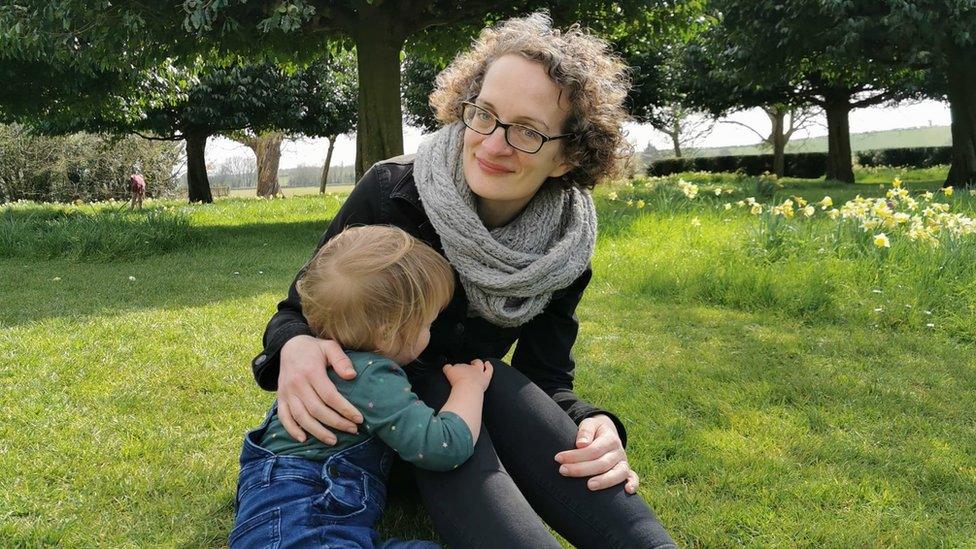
[683,125,952,158]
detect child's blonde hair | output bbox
[297,225,455,358]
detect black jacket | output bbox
[252,155,627,445]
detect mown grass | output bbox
[3,171,975,547]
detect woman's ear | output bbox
[548,159,573,179]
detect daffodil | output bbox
[690,217,702,228]
[892,177,902,189]
[873,233,891,248]
[723,203,732,211]
[818,196,833,209]
[943,186,954,197]
[677,179,699,199]
[750,203,763,215]
[801,205,815,217]
[922,191,934,201]
[636,199,646,209]
[861,218,880,231]
[713,188,722,196]
[607,191,618,201]
[827,208,841,220]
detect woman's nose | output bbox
[481,126,514,155]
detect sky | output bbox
[204,99,952,172]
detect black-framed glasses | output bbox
[460,101,572,154]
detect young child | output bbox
[230,225,492,549]
[128,172,145,210]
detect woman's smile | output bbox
[476,156,515,176]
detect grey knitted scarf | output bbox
[414,122,597,327]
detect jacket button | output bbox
[254,354,267,366]
[454,323,465,336]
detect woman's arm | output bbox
[251,166,385,444]
[252,171,383,390]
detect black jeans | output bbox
[397,359,676,549]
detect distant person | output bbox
[128,172,146,210]
[231,225,492,548]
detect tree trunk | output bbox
[352,31,405,181]
[184,133,213,203]
[320,135,337,193]
[245,132,284,197]
[945,45,976,188]
[824,100,854,183]
[670,117,682,158]
[769,107,787,177]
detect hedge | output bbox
[646,146,954,178]
[646,152,827,178]
[855,146,952,168]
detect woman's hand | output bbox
[277,335,364,444]
[554,414,639,494]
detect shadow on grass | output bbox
[1,218,334,328]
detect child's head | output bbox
[297,225,455,364]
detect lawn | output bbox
[2,170,975,547]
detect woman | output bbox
[251,13,676,548]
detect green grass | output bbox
[227,184,354,198]
[3,171,976,547]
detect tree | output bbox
[402,54,447,133]
[677,0,926,183]
[229,131,287,197]
[3,1,689,181]
[294,53,357,193]
[124,59,309,202]
[720,105,819,177]
[182,1,544,179]
[846,2,976,187]
[652,103,715,158]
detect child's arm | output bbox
[439,358,493,446]
[355,358,491,471]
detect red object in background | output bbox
[129,173,146,193]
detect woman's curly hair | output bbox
[429,12,632,191]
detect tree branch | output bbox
[850,90,896,108]
[721,119,769,144]
[132,130,183,141]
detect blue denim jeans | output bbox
[230,403,440,549]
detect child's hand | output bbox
[442,359,493,392]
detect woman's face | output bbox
[462,54,573,218]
